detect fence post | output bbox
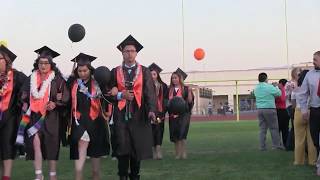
[235,80,240,122]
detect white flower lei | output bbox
[30,71,55,99]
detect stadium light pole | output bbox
[284,0,290,78]
[235,80,239,122]
[182,0,185,70]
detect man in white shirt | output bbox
[297,51,320,175]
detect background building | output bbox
[160,62,313,115]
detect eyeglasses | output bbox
[123,50,136,53]
[38,62,50,65]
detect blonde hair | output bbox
[291,67,301,80]
[170,72,185,95]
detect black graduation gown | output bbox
[151,82,168,146]
[110,65,156,160]
[21,74,70,160]
[67,78,110,159]
[0,70,27,160]
[168,86,194,143]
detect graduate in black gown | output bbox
[148,63,168,160]
[110,35,156,180]
[0,45,27,180]
[168,68,194,159]
[17,46,69,180]
[67,53,113,180]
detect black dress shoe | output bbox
[129,174,140,180]
[120,176,128,180]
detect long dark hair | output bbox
[0,51,13,73]
[66,64,95,88]
[32,56,62,77]
[72,64,95,79]
[151,70,164,84]
[297,70,309,87]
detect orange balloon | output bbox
[194,48,205,61]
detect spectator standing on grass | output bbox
[286,68,302,127]
[297,51,320,176]
[207,102,213,116]
[275,79,290,149]
[285,67,302,151]
[292,69,317,165]
[254,72,282,151]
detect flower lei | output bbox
[30,71,55,99]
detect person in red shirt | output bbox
[275,79,290,149]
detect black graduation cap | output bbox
[175,68,188,80]
[117,35,143,52]
[34,46,60,58]
[0,45,17,62]
[148,63,163,73]
[71,53,97,65]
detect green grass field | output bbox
[10,120,317,180]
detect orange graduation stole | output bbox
[116,64,143,111]
[0,70,13,112]
[169,86,183,100]
[71,80,101,120]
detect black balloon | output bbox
[68,24,86,42]
[168,97,186,115]
[94,66,111,88]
